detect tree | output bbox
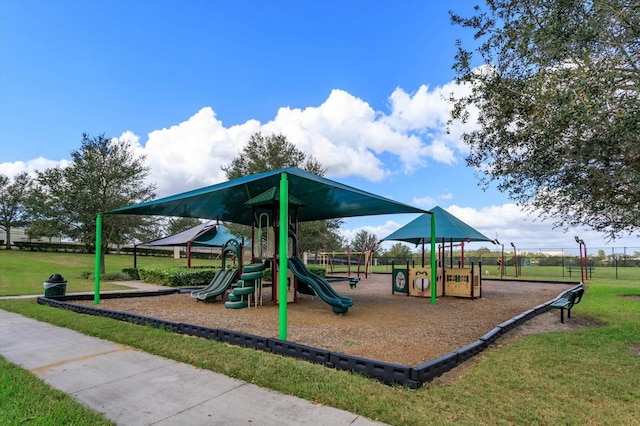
[222,132,325,179]
[385,242,413,262]
[33,133,156,272]
[222,132,343,254]
[0,172,32,249]
[349,230,381,255]
[297,219,345,255]
[24,187,64,243]
[449,0,640,240]
[166,217,202,235]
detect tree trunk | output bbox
[4,225,11,250]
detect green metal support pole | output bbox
[94,214,102,305]
[278,173,289,340]
[430,213,436,304]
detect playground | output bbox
[75,275,576,366]
[86,168,587,372]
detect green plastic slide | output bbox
[288,256,353,314]
[191,268,238,302]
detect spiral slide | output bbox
[191,268,238,302]
[287,256,353,314]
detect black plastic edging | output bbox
[411,351,459,383]
[37,281,581,389]
[329,352,414,386]
[179,323,220,340]
[218,328,270,351]
[268,339,331,365]
[456,340,487,363]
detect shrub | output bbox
[138,267,217,287]
[310,265,327,277]
[262,264,326,282]
[121,268,140,280]
[101,272,130,281]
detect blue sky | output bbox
[1,0,637,254]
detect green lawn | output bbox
[0,356,115,425]
[0,249,219,296]
[1,250,639,425]
[337,263,640,282]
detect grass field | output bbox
[0,249,220,296]
[1,249,639,425]
[332,262,640,282]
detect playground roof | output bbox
[382,206,492,245]
[107,167,428,224]
[138,222,237,247]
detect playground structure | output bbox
[100,168,431,338]
[237,186,353,313]
[384,206,491,301]
[392,261,482,299]
[190,239,242,302]
[317,244,376,278]
[186,188,354,313]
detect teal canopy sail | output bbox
[382,206,492,245]
[107,168,427,224]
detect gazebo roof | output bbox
[138,222,237,247]
[383,206,492,244]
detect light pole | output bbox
[510,242,518,277]
[493,239,504,279]
[575,236,587,282]
[582,239,588,280]
[574,236,582,281]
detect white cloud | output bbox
[0,157,70,178]
[264,89,432,180]
[412,195,437,208]
[341,220,402,247]
[140,107,261,196]
[5,81,638,253]
[386,84,450,130]
[120,84,476,196]
[444,204,639,252]
[384,82,479,161]
[340,203,640,256]
[6,82,479,198]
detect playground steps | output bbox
[224,263,265,310]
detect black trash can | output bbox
[44,274,67,297]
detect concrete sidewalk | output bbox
[0,309,386,425]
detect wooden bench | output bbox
[348,277,360,289]
[549,288,585,323]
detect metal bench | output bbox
[549,288,585,323]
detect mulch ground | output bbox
[76,274,578,366]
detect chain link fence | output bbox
[310,246,640,281]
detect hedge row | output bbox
[137,267,217,287]
[125,263,326,287]
[262,265,326,281]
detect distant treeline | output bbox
[10,241,220,259]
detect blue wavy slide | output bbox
[287,256,353,314]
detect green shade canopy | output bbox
[382,206,492,245]
[108,168,427,224]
